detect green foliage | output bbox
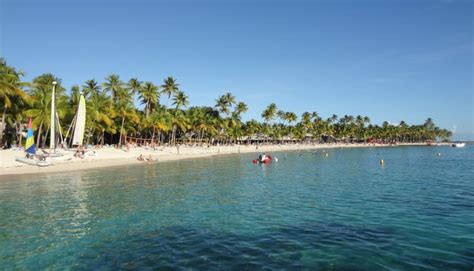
[0,59,453,147]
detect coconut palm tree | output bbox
[138,82,160,118]
[224,92,236,107]
[262,103,277,124]
[115,98,137,147]
[215,95,230,116]
[170,110,189,145]
[150,109,172,144]
[0,59,28,144]
[234,102,248,117]
[127,78,142,96]
[172,90,189,111]
[161,77,179,106]
[82,79,101,98]
[171,90,189,144]
[87,91,115,145]
[103,74,124,101]
[285,112,297,124]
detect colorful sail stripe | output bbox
[25,118,36,155]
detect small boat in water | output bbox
[451,143,466,148]
[252,154,272,164]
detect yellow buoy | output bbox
[380,159,384,165]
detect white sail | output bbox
[72,94,86,146]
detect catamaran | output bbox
[15,118,50,167]
[66,92,86,148]
[15,81,86,166]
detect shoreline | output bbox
[0,143,448,177]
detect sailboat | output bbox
[15,118,50,167]
[44,81,82,157]
[48,81,66,157]
[70,93,86,147]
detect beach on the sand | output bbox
[0,143,435,176]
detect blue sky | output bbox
[1,0,473,139]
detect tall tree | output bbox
[103,74,124,102]
[82,79,101,98]
[0,59,28,144]
[171,90,189,144]
[161,77,179,106]
[139,82,160,118]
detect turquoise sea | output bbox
[1,146,473,270]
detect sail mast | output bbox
[50,81,57,151]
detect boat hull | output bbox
[452,143,466,148]
[15,157,50,167]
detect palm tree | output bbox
[170,110,189,145]
[234,102,248,118]
[285,112,297,124]
[150,109,172,144]
[0,59,28,144]
[138,82,160,118]
[103,74,124,101]
[171,90,189,144]
[127,78,141,96]
[224,92,236,107]
[115,98,136,147]
[215,95,230,116]
[172,90,189,110]
[262,103,277,124]
[161,77,179,106]
[82,79,101,98]
[215,92,236,117]
[87,91,115,145]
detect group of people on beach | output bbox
[137,154,156,162]
[74,145,86,158]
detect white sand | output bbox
[0,143,434,176]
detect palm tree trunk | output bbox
[42,128,49,149]
[0,107,6,145]
[172,125,177,145]
[118,116,125,146]
[36,121,43,148]
[16,122,22,146]
[151,126,155,144]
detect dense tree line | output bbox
[0,58,452,148]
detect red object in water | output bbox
[253,154,273,164]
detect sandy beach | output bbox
[0,143,438,177]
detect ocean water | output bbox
[1,146,473,270]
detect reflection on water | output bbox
[0,146,473,269]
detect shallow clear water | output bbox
[1,146,473,270]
